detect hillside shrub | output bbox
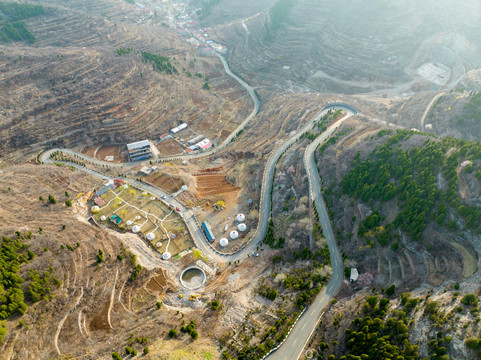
[461,294,478,306]
[465,337,479,350]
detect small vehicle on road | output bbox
[161,195,167,199]
[252,252,259,257]
[175,207,181,212]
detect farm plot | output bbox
[144,172,185,194]
[93,186,193,258]
[194,173,240,196]
[154,138,186,156]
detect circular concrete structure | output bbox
[180,267,206,290]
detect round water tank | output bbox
[123,184,129,189]
[220,238,229,247]
[100,215,107,221]
[126,220,133,226]
[236,213,245,222]
[135,215,141,220]
[156,241,162,248]
[230,231,239,240]
[162,252,171,260]
[182,185,188,191]
[91,206,100,213]
[238,223,247,232]
[132,225,141,233]
[146,232,155,241]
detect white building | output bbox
[350,268,359,283]
[127,140,153,162]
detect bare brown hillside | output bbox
[0,0,251,162]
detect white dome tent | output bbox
[220,238,229,247]
[230,231,239,240]
[100,215,107,221]
[146,232,155,241]
[132,225,141,233]
[162,252,171,260]
[236,213,245,222]
[238,223,247,232]
[126,220,133,226]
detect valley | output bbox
[1,0,481,359]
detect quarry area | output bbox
[1,0,481,360]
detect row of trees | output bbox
[341,130,481,244]
[332,297,420,360]
[0,233,60,342]
[141,51,178,75]
[0,21,35,43]
[0,2,46,44]
[0,2,45,22]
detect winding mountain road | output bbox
[266,113,352,360]
[39,50,357,359]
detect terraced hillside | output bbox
[191,0,276,24]
[316,117,481,289]
[0,164,226,359]
[0,0,251,161]
[212,0,481,94]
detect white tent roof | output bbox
[132,225,141,233]
[162,252,171,260]
[236,213,245,222]
[220,238,229,247]
[100,215,107,221]
[230,231,239,240]
[91,205,100,212]
[238,223,247,232]
[146,232,155,241]
[126,220,133,226]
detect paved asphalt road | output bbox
[38,48,356,357]
[266,113,352,360]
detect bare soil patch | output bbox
[96,145,127,163]
[145,172,185,194]
[89,301,110,332]
[155,138,185,157]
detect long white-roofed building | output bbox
[127,140,153,162]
